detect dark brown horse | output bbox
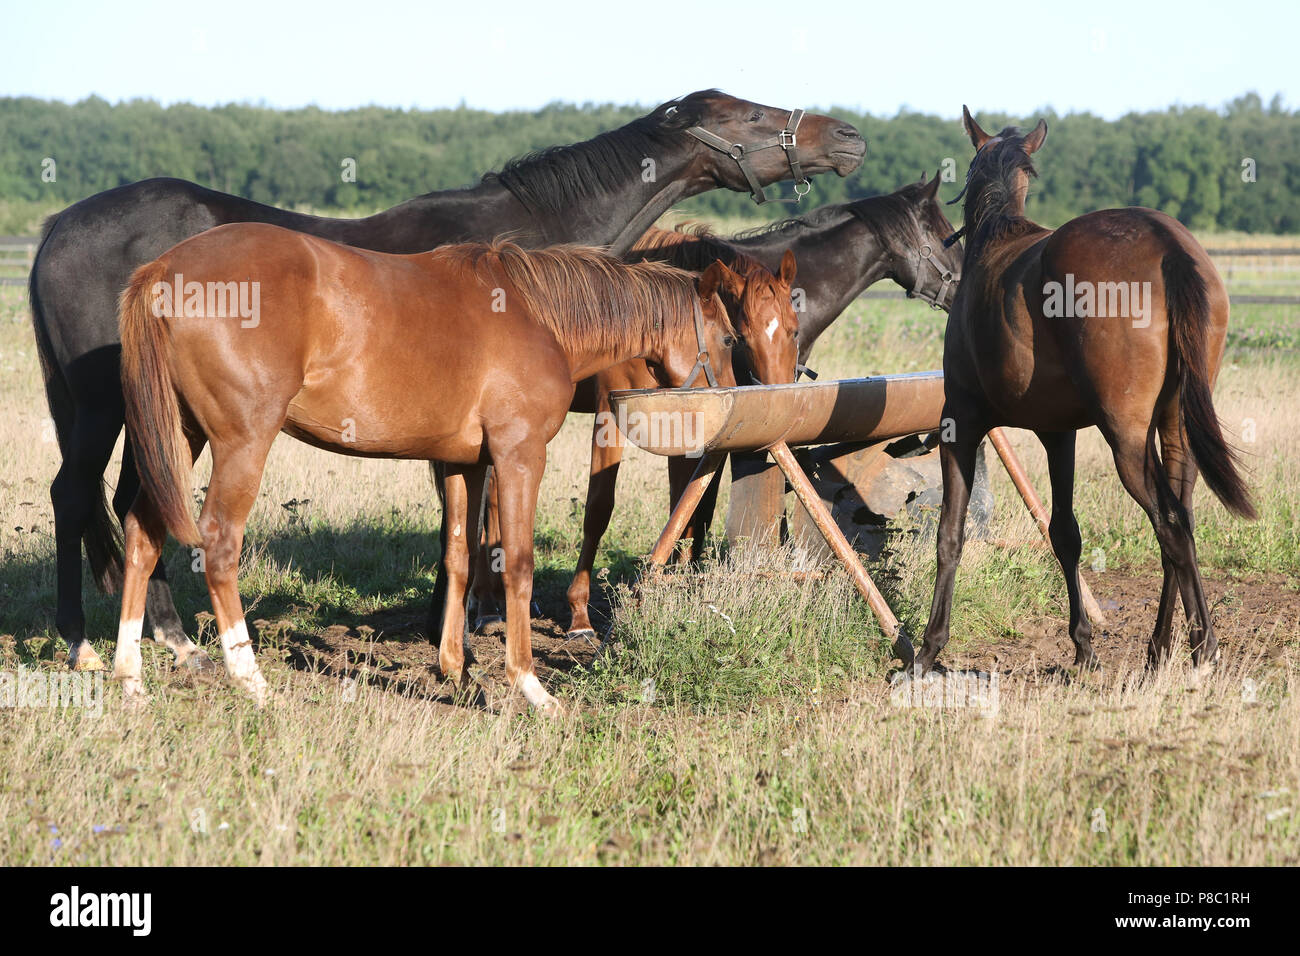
[33,90,862,673]
[562,227,800,638]
[115,226,737,713]
[913,108,1255,675]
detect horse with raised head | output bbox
[32,90,863,673]
[912,108,1254,675]
[116,227,737,714]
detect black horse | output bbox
[690,172,964,545]
[30,90,865,671]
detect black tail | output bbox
[1163,246,1257,519]
[29,215,125,592]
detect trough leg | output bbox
[648,453,726,568]
[769,441,913,666]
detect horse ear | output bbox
[921,171,941,200]
[779,249,797,285]
[1023,118,1048,154]
[962,105,991,150]
[699,261,743,302]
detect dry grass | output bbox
[1,241,1299,865]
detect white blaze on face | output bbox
[765,318,779,342]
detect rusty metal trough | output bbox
[608,371,944,456]
[609,371,1104,666]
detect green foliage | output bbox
[1,93,1298,231]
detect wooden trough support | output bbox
[612,372,1105,664]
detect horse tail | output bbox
[29,215,127,592]
[118,260,202,546]
[1163,244,1257,519]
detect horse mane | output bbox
[436,240,733,357]
[631,224,772,283]
[844,182,940,252]
[965,127,1044,244]
[730,178,951,254]
[729,203,854,242]
[483,92,719,222]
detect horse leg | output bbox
[112,492,168,700]
[111,441,215,673]
[565,420,624,639]
[427,462,448,646]
[914,412,987,674]
[668,454,723,564]
[1037,430,1098,668]
[437,463,486,687]
[495,444,561,716]
[468,467,507,626]
[199,438,274,704]
[51,402,122,671]
[1107,427,1208,669]
[1158,404,1217,666]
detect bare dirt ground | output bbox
[165,560,1297,714]
[948,565,1300,679]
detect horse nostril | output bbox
[835,125,863,142]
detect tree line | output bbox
[0,92,1296,233]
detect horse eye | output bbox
[749,110,763,122]
[723,335,737,348]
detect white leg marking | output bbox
[453,524,462,537]
[764,317,779,342]
[220,620,268,704]
[114,617,145,698]
[518,671,562,716]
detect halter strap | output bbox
[681,298,721,389]
[686,108,810,206]
[906,243,956,311]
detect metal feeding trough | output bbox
[607,371,945,456]
[609,371,1104,666]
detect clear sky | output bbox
[1,0,1291,119]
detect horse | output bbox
[115,226,739,715]
[912,108,1255,676]
[31,91,863,674]
[561,228,801,639]
[502,174,964,638]
[626,173,965,550]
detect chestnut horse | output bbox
[115,225,736,714]
[561,228,800,638]
[913,108,1255,675]
[33,90,862,673]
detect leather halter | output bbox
[685,108,810,206]
[906,244,956,311]
[681,298,722,388]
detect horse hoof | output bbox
[517,672,562,716]
[178,648,221,676]
[70,645,106,672]
[234,675,270,708]
[535,694,564,718]
[117,675,147,703]
[565,628,598,642]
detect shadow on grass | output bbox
[0,517,649,666]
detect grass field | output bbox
[1,243,1298,865]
